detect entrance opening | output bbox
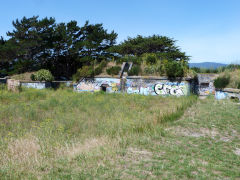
[200,83,209,88]
[101,84,108,92]
[101,86,107,92]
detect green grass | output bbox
[0,88,239,179]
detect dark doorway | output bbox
[101,84,108,92]
[101,86,107,92]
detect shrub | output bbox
[106,66,121,76]
[31,69,54,81]
[94,60,108,75]
[73,66,94,81]
[237,82,240,89]
[214,75,230,89]
[144,66,155,74]
[30,74,36,81]
[145,54,157,65]
[99,60,107,69]
[128,65,141,76]
[165,61,184,78]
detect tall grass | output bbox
[0,88,197,179]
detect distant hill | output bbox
[189,62,227,69]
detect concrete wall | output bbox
[74,78,121,93]
[74,77,192,96]
[21,81,72,89]
[197,74,217,96]
[198,81,215,96]
[215,88,240,101]
[125,77,191,96]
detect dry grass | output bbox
[10,72,35,81]
[58,137,109,159]
[220,69,240,88]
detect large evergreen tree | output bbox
[113,35,189,61]
[0,16,118,78]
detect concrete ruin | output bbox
[73,76,194,96]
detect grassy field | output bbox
[0,87,239,179]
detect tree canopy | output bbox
[0,16,190,79]
[0,16,117,78]
[112,35,189,61]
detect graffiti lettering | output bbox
[154,84,184,96]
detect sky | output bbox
[0,0,240,64]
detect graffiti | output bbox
[127,87,140,94]
[154,84,184,96]
[125,79,188,96]
[75,78,120,93]
[74,77,190,96]
[76,82,96,91]
[198,82,215,95]
[215,91,227,100]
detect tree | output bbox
[4,16,56,73]
[0,16,118,79]
[78,21,117,64]
[113,35,189,61]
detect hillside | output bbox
[189,62,227,69]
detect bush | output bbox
[128,65,141,76]
[99,60,107,69]
[73,66,94,81]
[106,66,121,76]
[94,60,108,75]
[31,69,54,81]
[237,82,240,89]
[144,66,155,74]
[165,61,184,78]
[144,54,157,65]
[214,75,230,89]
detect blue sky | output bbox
[0,0,240,63]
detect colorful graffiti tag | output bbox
[154,84,184,96]
[126,79,189,96]
[75,78,121,93]
[74,77,190,96]
[198,82,215,95]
